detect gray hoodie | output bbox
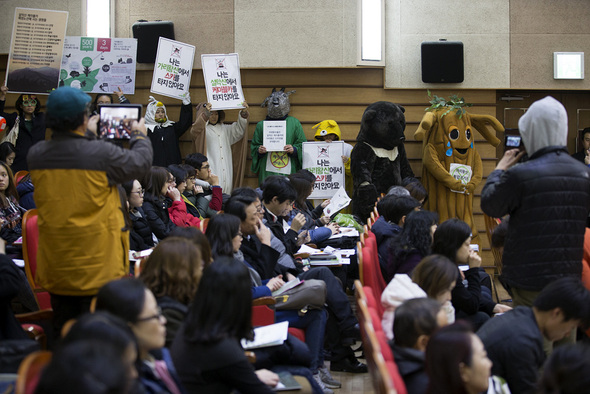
[518,96,567,156]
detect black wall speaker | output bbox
[132,20,175,64]
[421,40,464,83]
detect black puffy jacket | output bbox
[481,146,590,291]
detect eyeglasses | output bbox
[237,231,243,237]
[131,189,144,196]
[136,307,164,323]
[256,204,264,213]
[167,178,175,184]
[22,99,37,106]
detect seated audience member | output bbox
[170,258,277,394]
[190,102,250,193]
[572,126,590,164]
[184,153,223,217]
[232,186,303,273]
[0,160,26,245]
[142,166,178,240]
[166,164,201,228]
[426,322,505,394]
[260,175,311,255]
[0,142,16,168]
[90,88,131,115]
[36,341,135,394]
[59,311,140,386]
[371,195,421,279]
[140,237,203,347]
[537,343,590,394]
[477,277,590,394]
[286,172,338,245]
[16,172,35,210]
[384,209,438,282]
[225,192,366,374]
[179,164,201,218]
[122,179,155,251]
[382,254,457,340]
[403,179,428,207]
[96,278,186,394]
[386,185,411,198]
[433,218,511,330]
[205,214,337,392]
[391,298,449,394]
[169,226,212,268]
[0,250,34,341]
[144,95,192,167]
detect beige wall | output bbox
[1,1,590,89]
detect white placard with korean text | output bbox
[263,120,287,152]
[151,37,194,100]
[60,36,137,94]
[6,8,69,94]
[201,53,245,110]
[302,141,345,199]
[450,163,473,194]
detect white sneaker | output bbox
[319,365,342,389]
[313,373,335,394]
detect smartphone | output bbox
[505,135,522,149]
[98,104,142,140]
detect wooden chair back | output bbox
[22,209,51,310]
[15,351,52,394]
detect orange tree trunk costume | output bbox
[414,97,503,246]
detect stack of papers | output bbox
[241,321,289,350]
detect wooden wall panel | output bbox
[0,55,500,267]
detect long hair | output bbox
[0,142,16,164]
[145,166,169,199]
[15,93,41,117]
[412,254,458,299]
[206,214,241,259]
[288,172,313,207]
[140,237,203,305]
[432,218,472,263]
[95,277,146,323]
[391,210,438,262]
[426,322,474,394]
[183,257,253,343]
[169,226,212,269]
[0,161,18,207]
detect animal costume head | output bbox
[518,96,567,156]
[261,88,295,120]
[356,101,406,150]
[313,120,341,141]
[145,96,174,128]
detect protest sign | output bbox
[262,121,287,152]
[201,53,245,110]
[151,37,194,100]
[6,8,69,94]
[303,141,345,199]
[60,37,137,94]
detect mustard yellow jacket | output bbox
[28,130,153,296]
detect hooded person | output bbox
[481,96,590,307]
[189,101,249,193]
[144,94,193,167]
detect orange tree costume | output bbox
[414,93,503,246]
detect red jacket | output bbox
[168,200,201,228]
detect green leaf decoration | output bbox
[425,92,472,118]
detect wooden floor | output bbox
[325,344,374,394]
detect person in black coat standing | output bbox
[0,86,46,172]
[144,94,193,167]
